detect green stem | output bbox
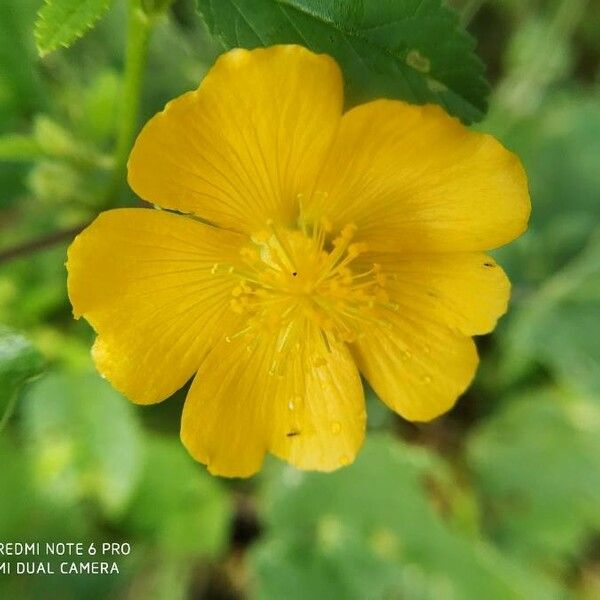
[104,0,153,206]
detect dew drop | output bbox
[422,374,432,384]
[288,395,303,411]
[331,421,342,435]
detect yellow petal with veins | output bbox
[354,252,510,336]
[67,208,245,405]
[352,316,479,422]
[181,323,365,477]
[128,45,343,234]
[310,100,530,253]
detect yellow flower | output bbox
[67,45,530,477]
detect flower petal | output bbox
[67,208,245,405]
[128,45,343,234]
[359,252,510,336]
[181,325,365,477]
[352,316,479,422]
[310,100,530,252]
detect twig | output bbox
[0,222,88,265]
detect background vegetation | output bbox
[1,0,599,598]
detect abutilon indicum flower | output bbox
[67,45,530,477]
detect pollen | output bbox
[219,216,394,354]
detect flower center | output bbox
[217,218,395,359]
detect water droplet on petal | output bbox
[288,395,303,411]
[422,375,432,384]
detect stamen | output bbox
[219,219,392,351]
[265,219,297,273]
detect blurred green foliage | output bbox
[0,326,44,430]
[252,436,561,599]
[1,0,599,598]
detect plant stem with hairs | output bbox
[103,0,153,207]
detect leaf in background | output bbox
[491,92,600,288]
[22,371,143,518]
[35,0,114,57]
[252,435,561,599]
[0,0,47,206]
[0,0,46,120]
[197,0,489,123]
[27,160,86,204]
[0,436,116,600]
[0,243,71,328]
[124,435,231,560]
[467,388,600,570]
[0,326,44,429]
[78,70,121,146]
[0,134,45,162]
[500,233,600,395]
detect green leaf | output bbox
[0,117,107,169]
[197,0,489,123]
[124,435,232,560]
[0,326,44,430]
[0,437,97,599]
[78,70,121,145]
[35,0,114,57]
[500,233,600,395]
[27,160,85,204]
[0,244,70,328]
[252,436,562,599]
[0,434,90,546]
[491,92,600,288]
[0,437,121,599]
[33,115,81,158]
[467,388,600,570]
[21,371,143,518]
[0,134,45,162]
[0,0,46,119]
